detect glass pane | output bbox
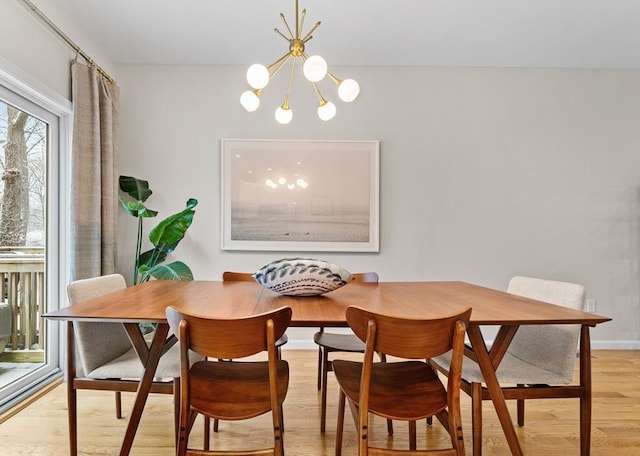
[0,99,47,397]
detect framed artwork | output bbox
[221,139,380,252]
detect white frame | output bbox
[221,139,379,252]
[0,57,72,411]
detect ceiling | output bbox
[41,0,640,69]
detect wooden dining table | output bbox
[45,279,610,456]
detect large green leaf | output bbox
[118,197,158,218]
[138,248,168,268]
[119,175,153,202]
[139,261,193,281]
[148,199,198,253]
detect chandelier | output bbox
[239,0,360,124]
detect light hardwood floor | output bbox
[1,350,638,455]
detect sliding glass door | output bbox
[0,61,70,413]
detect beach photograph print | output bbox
[221,139,379,252]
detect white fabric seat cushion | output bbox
[87,333,201,381]
[432,349,574,385]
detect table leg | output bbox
[579,325,592,456]
[467,324,523,456]
[119,322,170,456]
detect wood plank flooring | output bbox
[0,350,638,455]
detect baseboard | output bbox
[590,340,640,350]
[283,339,640,351]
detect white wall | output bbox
[116,64,640,348]
[0,0,118,101]
[2,0,638,348]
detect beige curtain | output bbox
[69,61,120,281]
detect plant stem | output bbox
[134,216,143,285]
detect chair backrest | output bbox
[346,306,472,360]
[222,271,254,281]
[506,276,586,382]
[66,274,131,375]
[166,306,292,360]
[352,272,379,283]
[347,305,470,452]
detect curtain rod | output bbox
[20,0,117,85]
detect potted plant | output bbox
[118,175,198,284]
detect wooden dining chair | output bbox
[430,276,586,456]
[166,305,292,456]
[215,270,289,435]
[313,272,391,433]
[333,305,472,455]
[66,274,201,456]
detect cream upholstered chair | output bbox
[166,305,292,456]
[66,274,201,456]
[333,306,472,455]
[430,276,586,456]
[313,272,391,433]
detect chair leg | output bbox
[335,390,346,456]
[378,352,394,436]
[317,346,324,391]
[516,384,525,426]
[317,326,325,390]
[274,407,285,456]
[472,382,483,456]
[213,418,219,432]
[204,417,210,450]
[280,404,285,432]
[409,420,417,450]
[320,348,331,432]
[173,378,180,447]
[115,392,122,419]
[67,383,78,456]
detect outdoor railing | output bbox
[0,247,45,354]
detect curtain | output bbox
[69,61,120,281]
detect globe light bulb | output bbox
[317,101,336,121]
[303,55,328,82]
[240,90,260,112]
[275,106,293,124]
[338,79,360,102]
[246,64,269,89]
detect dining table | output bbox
[45,279,611,456]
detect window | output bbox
[0,57,71,412]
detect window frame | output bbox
[0,56,71,411]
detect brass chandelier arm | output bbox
[280,12,295,39]
[270,53,293,81]
[301,21,321,43]
[326,72,340,83]
[282,57,299,109]
[298,8,307,38]
[267,51,294,75]
[311,82,329,106]
[326,71,343,86]
[274,27,291,42]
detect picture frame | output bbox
[221,139,380,252]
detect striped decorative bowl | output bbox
[253,258,353,296]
